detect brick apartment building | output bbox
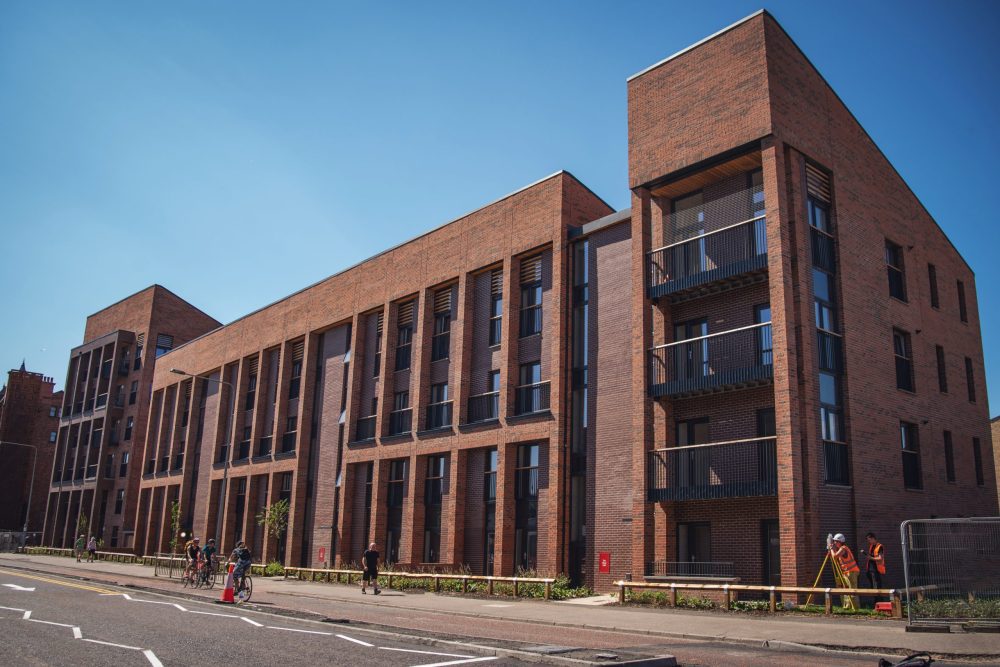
[47,11,998,589]
[41,286,219,550]
[0,363,62,535]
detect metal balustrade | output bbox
[648,216,767,299]
[467,391,499,423]
[425,401,453,430]
[647,437,777,501]
[649,323,772,397]
[355,416,376,441]
[388,408,412,436]
[645,560,736,578]
[514,382,550,416]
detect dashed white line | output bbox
[27,618,75,628]
[266,625,333,636]
[188,610,237,618]
[336,633,374,647]
[414,658,499,667]
[73,626,83,639]
[143,649,165,667]
[0,605,27,612]
[240,616,263,627]
[22,610,31,619]
[81,637,143,650]
[379,647,473,658]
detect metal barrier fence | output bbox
[901,516,1000,626]
[0,532,42,551]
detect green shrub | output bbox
[263,560,285,577]
[731,599,771,612]
[911,597,1000,619]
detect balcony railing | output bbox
[257,436,273,457]
[355,416,376,441]
[236,440,250,460]
[519,306,542,338]
[515,467,539,499]
[425,401,453,430]
[96,393,108,408]
[649,323,773,397]
[388,409,412,436]
[645,560,736,579]
[467,391,499,423]
[281,431,297,453]
[647,437,777,502]
[648,216,767,300]
[514,382,550,416]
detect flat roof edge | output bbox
[626,9,766,83]
[570,208,632,238]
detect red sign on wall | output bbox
[318,547,326,562]
[598,552,611,573]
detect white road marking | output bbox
[379,647,473,658]
[188,610,237,618]
[27,618,75,628]
[482,604,511,607]
[266,625,333,635]
[0,604,27,612]
[414,658,499,667]
[73,626,83,639]
[81,638,143,650]
[3,584,36,591]
[22,610,31,619]
[240,616,263,627]
[143,649,165,667]
[336,634,374,647]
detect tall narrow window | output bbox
[288,341,304,400]
[245,361,258,411]
[516,362,546,415]
[373,312,384,377]
[901,422,922,490]
[389,391,411,435]
[134,334,144,371]
[129,380,138,405]
[119,451,129,478]
[282,416,297,453]
[484,448,497,575]
[519,256,543,338]
[124,416,134,441]
[936,345,948,393]
[427,383,450,429]
[514,444,539,572]
[233,478,247,543]
[385,459,406,565]
[957,280,968,323]
[893,329,914,392]
[423,455,445,563]
[943,431,955,483]
[973,437,984,487]
[489,269,503,347]
[754,304,772,366]
[885,240,906,301]
[928,264,939,309]
[965,357,976,403]
[395,301,414,371]
[431,288,452,362]
[114,489,125,514]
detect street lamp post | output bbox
[170,368,234,547]
[0,440,38,547]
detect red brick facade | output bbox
[41,12,996,592]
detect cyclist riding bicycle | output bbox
[228,541,252,591]
[184,537,202,582]
[200,538,218,583]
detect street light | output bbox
[0,440,38,547]
[170,368,235,547]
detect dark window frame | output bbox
[893,329,915,392]
[965,357,976,403]
[957,280,968,323]
[935,345,948,393]
[943,430,955,483]
[901,421,922,490]
[885,240,907,302]
[928,264,939,309]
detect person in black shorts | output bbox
[361,542,380,595]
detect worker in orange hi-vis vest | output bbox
[831,533,860,609]
[863,531,886,590]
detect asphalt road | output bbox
[0,567,519,667]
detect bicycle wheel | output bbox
[237,576,253,603]
[204,568,217,589]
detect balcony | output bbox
[515,467,539,499]
[648,216,767,301]
[388,409,412,436]
[647,437,777,502]
[425,401,453,430]
[355,416,376,441]
[467,392,499,424]
[514,382,550,416]
[648,323,772,398]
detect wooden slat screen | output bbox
[520,255,542,284]
[805,163,831,203]
[491,269,503,296]
[434,288,452,314]
[136,333,145,346]
[248,357,259,376]
[375,311,384,336]
[397,300,415,325]
[291,340,305,362]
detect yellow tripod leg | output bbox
[805,551,831,606]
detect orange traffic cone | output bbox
[217,563,236,604]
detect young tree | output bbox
[256,498,290,544]
[76,513,89,538]
[168,501,182,553]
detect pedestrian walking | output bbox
[864,531,886,589]
[74,534,85,562]
[86,536,97,562]
[361,542,380,595]
[831,533,860,608]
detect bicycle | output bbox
[198,558,218,589]
[234,572,253,603]
[182,560,201,588]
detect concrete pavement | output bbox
[2,552,997,663]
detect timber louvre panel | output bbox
[520,255,542,283]
[292,340,305,361]
[248,357,259,376]
[805,163,831,203]
[434,289,452,314]
[491,269,503,295]
[398,300,415,325]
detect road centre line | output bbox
[414,658,499,667]
[22,610,31,619]
[73,626,83,639]
[266,625,333,635]
[336,634,374,647]
[0,604,27,612]
[0,568,116,594]
[27,618,75,628]
[240,616,263,627]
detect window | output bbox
[928,264,939,309]
[813,268,837,332]
[280,472,293,502]
[282,416,297,453]
[901,422,922,490]
[893,329,914,392]
[385,459,406,565]
[515,362,547,415]
[957,280,968,323]
[943,431,955,483]
[427,382,450,429]
[431,313,450,361]
[119,451,129,478]
[129,381,138,405]
[110,526,119,547]
[154,333,174,358]
[519,256,543,338]
[965,357,976,403]
[808,198,831,233]
[105,454,114,478]
[389,391,411,435]
[935,345,948,393]
[114,489,125,514]
[49,406,57,418]
[424,455,446,563]
[489,269,503,347]
[489,370,500,394]
[973,437,984,486]
[885,240,906,301]
[288,360,302,400]
[754,304,772,366]
[514,444,539,571]
[49,431,57,443]
[373,312,383,377]
[124,416,134,441]
[395,324,413,371]
[677,522,712,573]
[245,373,257,411]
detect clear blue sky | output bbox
[1,1,998,415]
